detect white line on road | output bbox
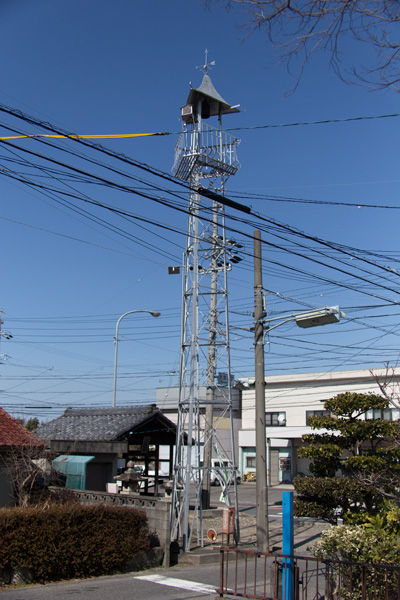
[135,574,218,595]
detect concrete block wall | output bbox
[73,490,172,566]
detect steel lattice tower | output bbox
[170,59,241,551]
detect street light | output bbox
[255,304,345,552]
[263,306,345,333]
[112,310,161,407]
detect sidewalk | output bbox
[178,502,330,565]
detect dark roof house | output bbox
[36,405,179,493]
[36,404,168,442]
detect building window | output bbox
[306,410,330,425]
[246,456,256,469]
[366,408,400,421]
[265,411,286,426]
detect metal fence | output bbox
[218,547,400,600]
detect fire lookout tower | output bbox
[170,58,241,552]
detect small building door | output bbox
[270,448,280,485]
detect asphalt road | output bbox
[0,563,224,600]
[1,554,284,600]
[211,481,291,517]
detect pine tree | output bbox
[294,392,400,522]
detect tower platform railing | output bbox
[172,123,240,181]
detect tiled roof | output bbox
[35,404,159,442]
[0,407,43,447]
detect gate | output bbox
[219,547,400,600]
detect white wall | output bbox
[156,386,241,412]
[240,368,398,430]
[238,367,400,483]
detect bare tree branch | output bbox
[0,443,59,508]
[371,364,400,410]
[206,0,400,91]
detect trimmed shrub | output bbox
[312,524,400,600]
[313,523,400,564]
[297,392,400,522]
[293,476,381,523]
[0,503,150,583]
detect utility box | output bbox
[222,506,235,534]
[222,506,236,546]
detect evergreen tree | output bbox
[294,392,400,522]
[14,417,39,431]
[25,417,39,432]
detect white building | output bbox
[238,367,400,485]
[156,385,242,464]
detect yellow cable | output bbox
[0,132,169,140]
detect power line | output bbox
[225,112,400,131]
[2,110,399,137]
[3,103,400,318]
[228,190,400,211]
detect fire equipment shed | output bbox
[36,405,179,494]
[52,455,95,490]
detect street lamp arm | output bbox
[115,309,160,338]
[113,309,161,408]
[262,305,345,339]
[263,317,293,335]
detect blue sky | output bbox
[1,0,400,421]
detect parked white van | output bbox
[209,458,241,486]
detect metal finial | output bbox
[196,49,215,74]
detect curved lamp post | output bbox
[112,310,161,407]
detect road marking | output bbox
[135,574,217,595]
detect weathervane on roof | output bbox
[197,48,215,75]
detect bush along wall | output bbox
[0,503,150,584]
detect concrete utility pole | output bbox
[202,202,218,510]
[254,230,269,552]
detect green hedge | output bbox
[0,503,150,583]
[293,476,374,523]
